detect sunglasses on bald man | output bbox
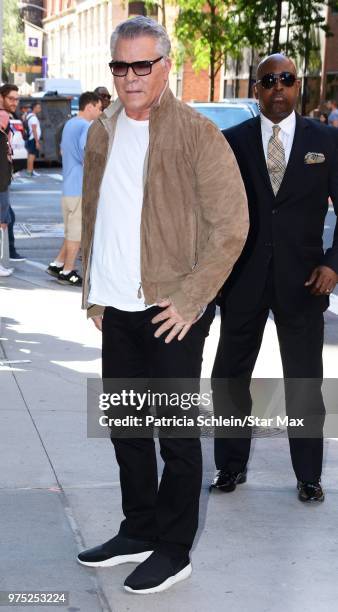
[256,72,297,90]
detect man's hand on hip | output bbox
[305,265,338,295]
[92,315,103,331]
[151,298,197,343]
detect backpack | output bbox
[22,113,34,141]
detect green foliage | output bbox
[2,0,31,80]
[175,0,244,99]
[174,0,336,98]
[175,0,241,73]
[233,0,330,61]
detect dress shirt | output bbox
[260,110,296,165]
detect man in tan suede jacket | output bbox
[78,16,248,594]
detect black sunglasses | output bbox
[256,72,297,90]
[109,56,163,77]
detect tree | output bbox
[234,1,333,58]
[2,0,31,81]
[175,0,242,101]
[233,1,336,111]
[145,0,167,28]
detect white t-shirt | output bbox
[260,110,296,165]
[88,108,152,311]
[27,113,41,140]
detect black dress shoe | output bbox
[124,551,192,594]
[77,534,154,567]
[210,468,247,492]
[297,481,325,503]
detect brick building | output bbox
[321,5,338,103]
[40,1,338,107]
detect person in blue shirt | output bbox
[328,100,338,128]
[46,91,102,286]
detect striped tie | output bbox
[267,125,286,195]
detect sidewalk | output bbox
[1,262,338,612]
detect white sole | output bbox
[124,562,192,594]
[77,550,153,568]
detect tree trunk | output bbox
[210,49,215,101]
[209,1,216,102]
[161,0,166,29]
[272,0,283,53]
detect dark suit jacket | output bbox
[220,114,338,314]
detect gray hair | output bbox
[110,16,171,58]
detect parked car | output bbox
[223,98,260,116]
[9,117,27,171]
[189,102,255,130]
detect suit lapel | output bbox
[246,116,274,196]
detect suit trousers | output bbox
[212,268,325,483]
[102,302,215,557]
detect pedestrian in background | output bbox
[0,106,13,276]
[46,91,102,287]
[94,86,111,111]
[25,101,42,177]
[327,100,338,127]
[0,83,26,269]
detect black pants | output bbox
[102,302,215,557]
[8,205,15,256]
[212,272,325,483]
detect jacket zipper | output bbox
[192,211,198,270]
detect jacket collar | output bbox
[98,81,172,130]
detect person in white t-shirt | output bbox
[25,101,42,177]
[77,15,248,596]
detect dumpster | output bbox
[19,94,72,163]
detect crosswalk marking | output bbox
[46,173,63,181]
[12,190,62,195]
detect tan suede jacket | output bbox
[81,87,249,321]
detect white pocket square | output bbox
[304,152,325,164]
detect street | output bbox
[0,169,338,611]
[8,167,338,377]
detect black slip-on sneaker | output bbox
[124,551,192,594]
[77,534,154,568]
[57,269,82,287]
[46,263,64,278]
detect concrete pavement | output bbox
[1,260,338,612]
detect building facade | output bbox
[41,1,338,107]
[42,0,180,96]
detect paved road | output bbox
[1,168,338,611]
[10,168,65,266]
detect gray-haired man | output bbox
[77,16,249,593]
